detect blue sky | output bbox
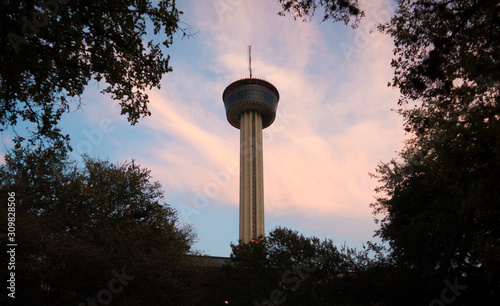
[1,0,406,257]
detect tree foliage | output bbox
[277,0,364,26]
[0,0,189,146]
[382,0,499,108]
[214,227,398,305]
[0,147,201,305]
[370,0,500,302]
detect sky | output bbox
[1,0,406,257]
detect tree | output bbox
[216,228,328,305]
[0,146,201,305]
[381,0,499,110]
[369,0,500,303]
[214,227,397,305]
[277,0,363,26]
[0,0,190,147]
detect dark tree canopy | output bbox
[211,227,401,305]
[0,0,188,146]
[370,0,500,301]
[380,0,500,149]
[277,0,363,25]
[0,147,202,305]
[383,0,500,108]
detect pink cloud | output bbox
[123,0,405,246]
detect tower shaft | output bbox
[239,110,264,243]
[223,77,279,244]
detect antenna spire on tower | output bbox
[249,45,252,78]
[222,63,280,244]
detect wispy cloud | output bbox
[0,0,402,255]
[136,0,404,247]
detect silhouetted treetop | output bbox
[277,0,364,26]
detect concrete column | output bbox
[254,110,265,239]
[239,110,265,243]
[240,111,251,243]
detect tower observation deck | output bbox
[222,77,280,243]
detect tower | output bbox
[222,47,280,243]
